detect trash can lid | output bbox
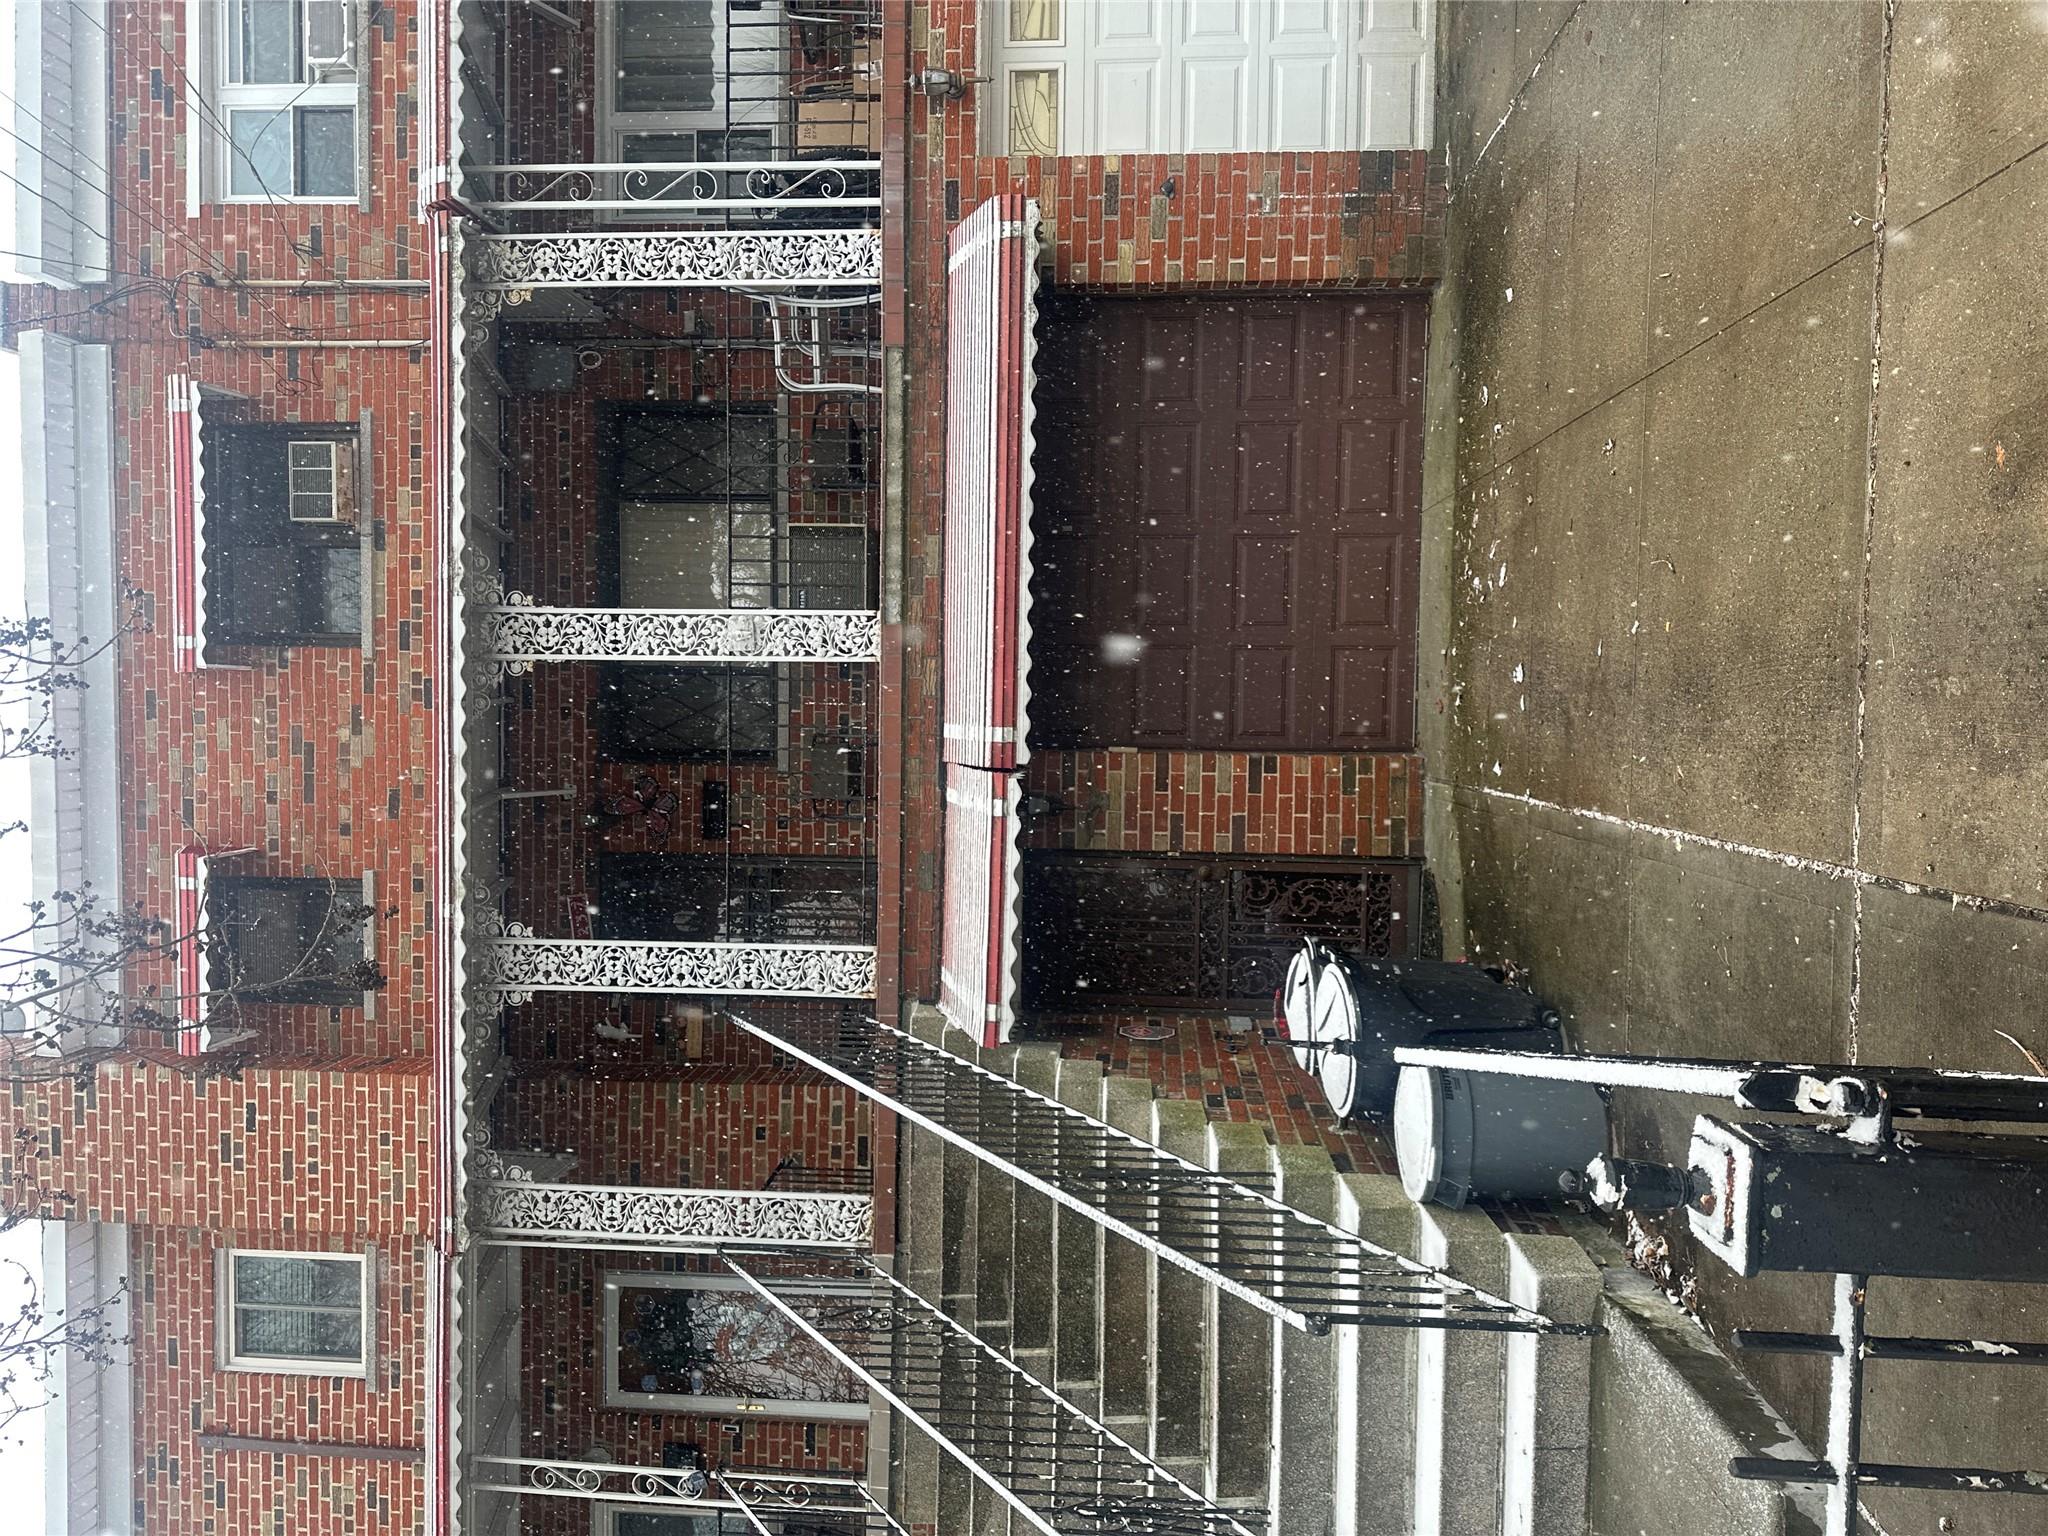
[1393,1064,1444,1203]
[1279,946,1318,1075]
[1310,957,1362,1119]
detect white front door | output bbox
[988,0,1433,156]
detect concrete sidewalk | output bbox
[1421,5,2048,1532]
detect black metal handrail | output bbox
[727,1012,1591,1338]
[723,1251,1262,1536]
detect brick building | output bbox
[4,3,1457,1534]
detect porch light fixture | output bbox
[919,68,984,104]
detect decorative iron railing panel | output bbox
[469,161,883,212]
[471,231,882,290]
[480,597,880,668]
[728,1014,1584,1338]
[473,1176,871,1250]
[723,1253,1260,1536]
[465,1460,906,1534]
[478,920,875,1004]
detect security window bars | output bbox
[609,408,780,519]
[206,875,371,1006]
[597,855,875,945]
[603,0,783,141]
[786,524,868,608]
[598,1512,720,1536]
[221,1250,369,1374]
[598,664,780,762]
[207,424,362,646]
[216,0,360,200]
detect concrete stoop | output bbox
[890,1006,1607,1536]
[1567,1219,1827,1536]
[891,1009,1843,1536]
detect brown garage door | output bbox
[1028,294,1423,751]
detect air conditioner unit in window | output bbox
[287,439,357,523]
[303,0,355,74]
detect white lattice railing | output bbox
[470,229,881,290]
[478,598,880,669]
[476,923,875,1004]
[467,160,881,212]
[464,1460,896,1524]
[473,1173,871,1249]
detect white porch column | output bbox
[471,1153,872,1250]
[478,592,879,669]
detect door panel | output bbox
[1029,295,1424,752]
[988,0,1430,153]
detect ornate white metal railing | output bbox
[468,160,882,212]
[465,1459,904,1532]
[478,592,880,669]
[470,230,881,290]
[475,915,875,1004]
[472,1164,871,1250]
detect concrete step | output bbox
[1149,1097,1214,1483]
[1412,1203,1509,1536]
[1500,1233,1600,1536]
[1268,1144,1341,1536]
[899,1011,1612,1536]
[1205,1120,1276,1511]
[1051,1054,1107,1416]
[1567,1218,1825,1536]
[892,1008,949,1534]
[1332,1174,1422,1536]
[1099,1074,1158,1442]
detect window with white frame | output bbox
[601,1271,866,1419]
[219,1250,371,1375]
[600,0,783,182]
[199,0,361,201]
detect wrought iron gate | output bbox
[1021,854,1416,1010]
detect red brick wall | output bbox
[133,1230,431,1535]
[0,1058,432,1235]
[893,0,1448,1002]
[0,6,443,1533]
[493,1070,872,1192]
[1022,750,1424,859]
[494,307,880,942]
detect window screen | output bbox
[207,876,370,1006]
[227,1252,366,1368]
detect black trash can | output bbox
[1278,939,1568,1123]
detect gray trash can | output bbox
[1278,940,1567,1123]
[1393,1063,1608,1208]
